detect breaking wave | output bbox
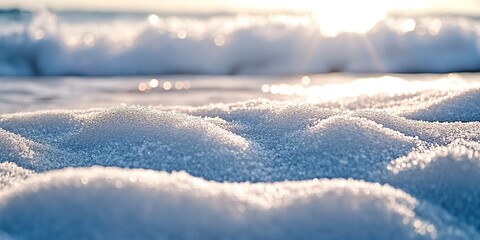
[0,10,479,76]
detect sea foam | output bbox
[1,11,479,76]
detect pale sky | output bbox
[2,0,480,15]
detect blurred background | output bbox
[0,0,479,113]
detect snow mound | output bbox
[0,167,475,240]
[353,110,480,145]
[60,106,267,182]
[0,125,79,172]
[274,116,421,181]
[0,128,39,164]
[406,89,480,122]
[179,101,337,145]
[1,101,480,184]
[0,106,269,182]
[0,162,32,190]
[388,140,480,230]
[1,100,480,236]
[0,110,81,144]
[179,103,420,181]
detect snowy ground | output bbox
[1,74,480,239]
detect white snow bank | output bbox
[274,115,420,181]
[63,106,268,182]
[176,101,480,180]
[0,106,269,182]
[1,99,480,236]
[388,140,480,229]
[406,89,480,122]
[0,124,80,172]
[352,110,480,144]
[0,110,81,144]
[2,101,480,183]
[0,167,475,240]
[0,162,32,190]
[0,128,38,164]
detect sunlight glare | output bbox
[149,79,159,88]
[177,30,187,39]
[400,19,416,33]
[148,14,159,25]
[138,83,148,92]
[262,76,480,103]
[175,81,185,90]
[312,0,386,36]
[301,76,311,86]
[214,35,226,46]
[310,76,480,101]
[163,81,172,90]
[83,33,95,47]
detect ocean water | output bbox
[0,9,479,76]
[1,9,480,240]
[0,73,479,114]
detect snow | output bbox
[0,167,476,240]
[1,84,480,238]
[407,89,480,122]
[388,140,480,230]
[0,162,32,190]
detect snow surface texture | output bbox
[1,88,480,239]
[0,168,476,240]
[1,11,480,76]
[388,140,480,230]
[406,89,480,122]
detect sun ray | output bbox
[311,0,387,36]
